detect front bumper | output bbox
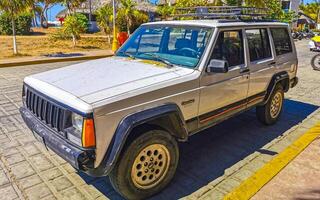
[20,107,95,170]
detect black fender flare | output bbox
[87,103,188,176]
[263,71,289,104]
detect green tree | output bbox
[0,12,33,35]
[175,0,210,7]
[63,13,88,47]
[121,0,137,35]
[34,0,61,28]
[157,4,174,20]
[300,2,320,23]
[243,0,265,7]
[226,0,242,6]
[96,4,113,43]
[0,0,33,54]
[116,7,148,33]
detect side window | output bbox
[246,29,272,62]
[211,30,244,67]
[270,28,292,56]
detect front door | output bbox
[199,29,250,127]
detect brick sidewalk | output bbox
[252,135,320,200]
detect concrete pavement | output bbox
[0,41,319,200]
[0,50,113,68]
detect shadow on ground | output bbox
[294,189,320,200]
[79,99,319,200]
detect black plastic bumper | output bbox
[20,107,94,170]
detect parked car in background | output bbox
[20,19,298,199]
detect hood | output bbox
[26,57,194,105]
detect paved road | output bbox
[0,41,319,200]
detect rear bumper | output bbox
[20,107,95,171]
[290,77,299,88]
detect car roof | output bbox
[144,20,288,28]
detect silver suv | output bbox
[20,20,298,199]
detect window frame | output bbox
[245,28,273,63]
[270,27,293,56]
[208,28,246,70]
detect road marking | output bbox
[224,123,320,200]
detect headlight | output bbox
[67,113,84,146]
[69,113,96,148]
[72,113,83,132]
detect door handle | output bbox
[181,99,195,106]
[240,68,250,73]
[268,61,276,66]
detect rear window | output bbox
[246,29,272,62]
[270,28,292,56]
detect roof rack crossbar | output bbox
[172,6,269,20]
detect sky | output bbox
[48,0,316,21]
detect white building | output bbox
[281,0,300,14]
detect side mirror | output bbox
[207,59,229,73]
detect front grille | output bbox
[25,87,70,132]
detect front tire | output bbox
[256,84,284,125]
[109,129,179,200]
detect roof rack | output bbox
[173,6,269,20]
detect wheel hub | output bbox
[270,91,283,118]
[131,144,170,189]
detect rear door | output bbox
[270,27,297,79]
[245,27,275,107]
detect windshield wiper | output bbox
[144,53,175,68]
[118,51,136,59]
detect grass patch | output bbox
[0,28,111,60]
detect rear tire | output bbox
[256,84,284,125]
[109,129,179,200]
[311,54,320,71]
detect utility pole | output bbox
[112,0,119,52]
[88,0,92,25]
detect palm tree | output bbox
[121,0,137,35]
[37,0,60,28]
[0,0,33,54]
[96,4,113,43]
[300,2,320,23]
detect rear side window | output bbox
[270,28,292,56]
[211,30,244,67]
[246,29,272,62]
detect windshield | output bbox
[116,25,213,69]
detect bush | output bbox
[63,13,88,37]
[49,28,72,41]
[0,12,32,35]
[62,13,89,46]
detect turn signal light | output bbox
[82,119,96,148]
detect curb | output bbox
[0,54,113,68]
[224,122,320,200]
